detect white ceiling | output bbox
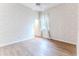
[22,3,60,11]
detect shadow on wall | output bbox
[0,3,36,47]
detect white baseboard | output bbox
[0,37,76,48]
[0,37,33,47]
[51,37,76,45]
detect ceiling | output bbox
[21,3,60,11]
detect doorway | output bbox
[34,12,51,39]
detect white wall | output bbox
[47,4,78,44]
[0,3,36,47]
[77,4,79,56]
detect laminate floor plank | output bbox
[0,38,76,56]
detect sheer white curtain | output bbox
[40,12,50,38]
[34,12,50,38]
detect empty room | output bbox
[0,3,78,56]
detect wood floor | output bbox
[0,38,76,56]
